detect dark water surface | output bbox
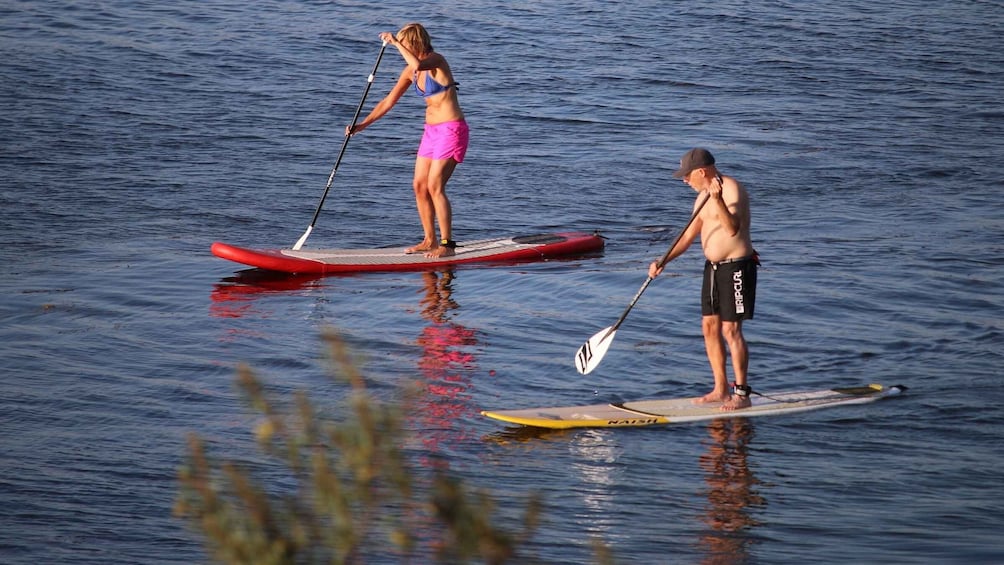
[3,1,1003,563]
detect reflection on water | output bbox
[570,429,621,538]
[209,269,483,452]
[209,269,328,321]
[482,425,572,445]
[210,269,483,456]
[697,418,765,564]
[412,270,481,462]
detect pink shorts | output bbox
[417,120,469,162]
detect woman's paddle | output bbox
[575,191,711,374]
[293,41,388,250]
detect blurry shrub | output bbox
[175,331,545,564]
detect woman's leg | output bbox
[406,156,436,253]
[424,157,459,258]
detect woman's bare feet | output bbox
[405,239,434,254]
[424,245,455,259]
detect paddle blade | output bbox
[575,326,617,374]
[292,225,312,251]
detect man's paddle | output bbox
[293,41,388,250]
[575,191,711,374]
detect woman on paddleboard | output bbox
[649,148,759,411]
[347,23,469,258]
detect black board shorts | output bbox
[701,255,758,321]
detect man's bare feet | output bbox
[405,240,434,254]
[424,245,455,259]
[693,390,731,405]
[720,394,752,412]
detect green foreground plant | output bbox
[175,331,546,564]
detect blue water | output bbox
[3,1,1003,563]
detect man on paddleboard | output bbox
[649,148,758,411]
[347,23,469,259]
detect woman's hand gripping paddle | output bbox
[575,191,711,374]
[293,41,388,250]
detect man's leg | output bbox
[695,315,731,404]
[720,320,751,411]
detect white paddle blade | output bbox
[575,326,617,374]
[292,225,312,250]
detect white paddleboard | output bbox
[481,384,906,429]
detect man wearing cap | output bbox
[648,148,758,411]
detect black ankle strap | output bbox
[733,383,752,397]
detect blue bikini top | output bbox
[414,71,458,98]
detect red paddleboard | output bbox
[211,232,604,274]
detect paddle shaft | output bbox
[605,190,712,336]
[294,42,388,250]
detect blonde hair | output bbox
[396,23,433,54]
